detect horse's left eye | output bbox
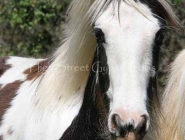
[155,29,166,45]
[93,28,105,43]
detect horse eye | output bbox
[155,29,166,45]
[93,28,105,43]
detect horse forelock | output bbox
[86,0,180,27]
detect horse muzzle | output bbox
[109,112,149,140]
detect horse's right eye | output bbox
[93,28,105,43]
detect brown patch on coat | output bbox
[0,57,11,78]
[0,135,3,140]
[24,60,50,81]
[0,80,23,121]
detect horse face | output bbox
[94,1,162,139]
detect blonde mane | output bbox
[35,0,180,109]
[150,50,185,140]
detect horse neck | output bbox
[60,57,109,140]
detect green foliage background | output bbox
[0,0,184,87]
[159,0,185,87]
[0,0,70,57]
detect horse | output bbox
[0,0,180,140]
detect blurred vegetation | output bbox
[0,0,184,87]
[159,0,185,88]
[0,0,70,57]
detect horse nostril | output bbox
[111,114,124,137]
[111,114,135,137]
[112,114,121,129]
[137,115,149,136]
[110,113,149,138]
[111,114,121,136]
